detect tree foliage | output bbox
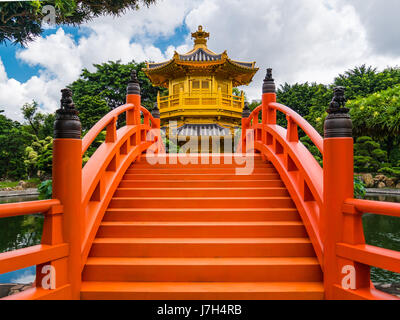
[354,136,388,173]
[333,65,400,100]
[24,136,53,179]
[21,100,55,139]
[0,110,34,179]
[69,60,166,131]
[277,82,329,117]
[0,0,157,45]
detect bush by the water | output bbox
[38,180,52,200]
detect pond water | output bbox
[363,194,400,284]
[0,193,399,286]
[0,195,42,285]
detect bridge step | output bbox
[89,238,315,258]
[119,180,286,188]
[113,187,289,197]
[123,173,282,181]
[82,257,322,282]
[103,208,301,222]
[96,221,307,238]
[109,197,295,209]
[128,162,273,169]
[125,167,277,174]
[80,281,324,300]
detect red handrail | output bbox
[269,102,323,153]
[0,199,60,218]
[243,99,324,268]
[82,103,134,155]
[241,82,400,300]
[345,198,400,218]
[0,199,68,300]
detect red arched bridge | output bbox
[0,69,399,300]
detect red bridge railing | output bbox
[0,70,164,300]
[241,68,400,300]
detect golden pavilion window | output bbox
[219,82,229,95]
[192,80,200,90]
[201,80,210,91]
[173,83,183,95]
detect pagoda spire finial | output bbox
[191,25,210,48]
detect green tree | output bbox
[0,110,33,179]
[334,65,400,100]
[24,136,53,178]
[69,60,166,117]
[0,0,156,45]
[347,85,400,160]
[277,82,329,117]
[354,136,388,173]
[21,100,55,139]
[74,95,110,132]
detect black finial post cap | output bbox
[263,68,276,94]
[54,88,81,139]
[242,102,251,118]
[151,102,160,119]
[127,70,141,95]
[324,86,352,138]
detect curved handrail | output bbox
[82,103,134,155]
[247,105,262,126]
[244,101,324,267]
[140,106,157,126]
[80,103,164,269]
[269,102,323,153]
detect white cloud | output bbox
[10,270,35,284]
[0,0,195,121]
[1,0,400,121]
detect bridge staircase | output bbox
[80,154,324,300]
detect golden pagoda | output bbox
[144,25,258,145]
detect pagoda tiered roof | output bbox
[144,26,258,88]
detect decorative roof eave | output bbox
[146,58,257,75]
[144,51,258,87]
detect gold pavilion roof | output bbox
[144,26,259,88]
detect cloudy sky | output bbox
[0,0,399,121]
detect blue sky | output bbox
[1,24,187,83]
[1,0,400,122]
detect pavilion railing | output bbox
[158,91,245,111]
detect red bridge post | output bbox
[52,89,82,299]
[262,68,276,126]
[126,70,141,127]
[323,87,368,299]
[126,70,142,159]
[241,102,250,153]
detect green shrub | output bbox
[354,136,388,173]
[377,167,400,178]
[38,180,52,200]
[354,177,366,198]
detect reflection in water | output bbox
[0,195,41,285]
[364,194,400,284]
